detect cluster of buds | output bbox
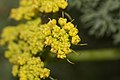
[12,56,50,80]
[44,18,81,59]
[0,0,82,80]
[11,0,68,20]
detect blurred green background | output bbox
[0,0,120,80]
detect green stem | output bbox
[67,48,120,61]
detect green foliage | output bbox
[68,0,120,44]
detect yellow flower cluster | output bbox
[1,18,50,80]
[4,41,50,80]
[0,0,82,79]
[44,18,81,59]
[12,56,50,80]
[10,0,68,20]
[0,17,80,80]
[1,18,81,60]
[0,26,19,45]
[19,18,45,55]
[5,41,29,64]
